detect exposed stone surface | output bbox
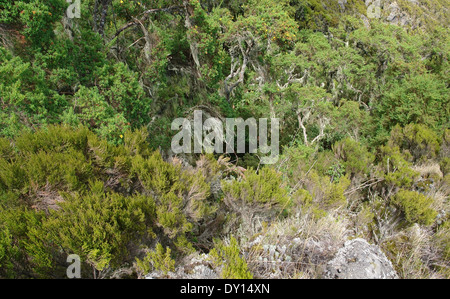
[324,238,398,279]
[338,0,348,11]
[363,0,449,30]
[144,253,220,279]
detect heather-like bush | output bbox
[210,236,253,279]
[305,170,351,210]
[43,181,156,271]
[135,243,176,276]
[379,145,419,188]
[131,152,216,239]
[392,189,437,226]
[221,167,290,217]
[333,137,375,178]
[388,124,441,163]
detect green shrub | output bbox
[14,125,90,154]
[377,73,449,132]
[0,203,52,278]
[313,150,338,177]
[0,126,95,193]
[222,167,290,213]
[388,124,441,162]
[25,149,93,191]
[95,62,151,127]
[210,236,253,279]
[136,243,176,276]
[0,0,66,48]
[131,152,215,239]
[0,48,61,136]
[292,188,327,218]
[392,189,437,226]
[70,86,129,144]
[42,29,106,86]
[43,181,155,271]
[0,227,13,276]
[379,145,419,188]
[333,137,375,178]
[306,170,350,210]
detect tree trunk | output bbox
[183,0,202,78]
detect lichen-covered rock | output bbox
[324,238,398,279]
[144,253,220,279]
[363,0,449,30]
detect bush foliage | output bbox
[0,0,448,279]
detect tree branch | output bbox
[223,35,254,102]
[112,6,183,39]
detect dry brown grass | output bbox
[412,162,443,179]
[241,211,349,278]
[30,183,64,213]
[382,224,449,279]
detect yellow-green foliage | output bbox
[131,152,184,196]
[388,124,441,162]
[0,194,53,278]
[221,167,290,211]
[0,0,448,280]
[394,0,450,30]
[0,126,155,195]
[26,149,93,191]
[379,145,419,188]
[306,170,351,210]
[14,125,90,154]
[355,203,375,235]
[293,188,313,207]
[291,0,367,30]
[393,189,437,226]
[155,192,193,239]
[333,137,375,177]
[131,152,215,239]
[0,226,15,277]
[0,125,221,277]
[0,227,10,261]
[173,234,196,255]
[292,188,327,218]
[210,236,253,279]
[136,243,176,276]
[0,125,95,193]
[0,137,14,161]
[43,181,155,271]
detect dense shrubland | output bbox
[0,0,448,278]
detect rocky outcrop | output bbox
[364,0,449,30]
[324,238,398,279]
[144,253,220,279]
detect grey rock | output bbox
[324,238,398,279]
[144,253,220,279]
[186,265,219,279]
[360,14,371,29]
[338,0,347,10]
